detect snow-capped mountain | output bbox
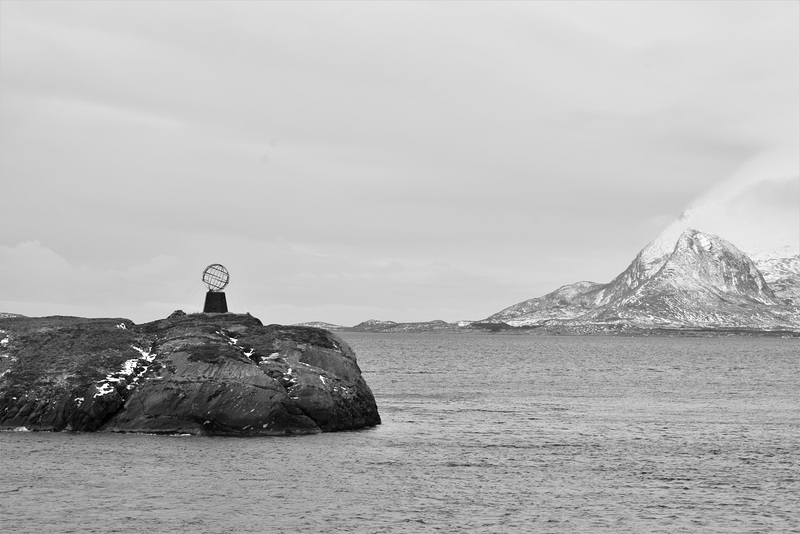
[485,229,800,331]
[752,254,800,305]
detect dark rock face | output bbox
[0,313,380,436]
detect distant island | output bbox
[296,229,799,336]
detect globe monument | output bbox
[202,263,229,313]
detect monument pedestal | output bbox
[203,291,228,313]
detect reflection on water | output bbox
[2,334,798,533]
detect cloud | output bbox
[0,241,189,319]
[652,145,800,257]
[1,1,797,325]
[0,241,77,297]
[125,254,182,279]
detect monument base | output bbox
[203,291,228,313]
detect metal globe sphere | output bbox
[202,264,229,291]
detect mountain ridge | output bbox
[484,229,798,331]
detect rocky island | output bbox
[0,312,380,436]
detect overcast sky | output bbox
[1,1,798,325]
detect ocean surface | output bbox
[1,333,798,533]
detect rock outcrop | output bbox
[0,313,380,436]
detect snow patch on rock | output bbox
[93,344,157,398]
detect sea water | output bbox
[1,334,798,533]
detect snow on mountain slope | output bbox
[592,231,677,307]
[354,319,397,328]
[486,281,604,326]
[485,229,799,330]
[292,321,346,330]
[652,230,775,305]
[753,254,800,305]
[587,230,793,328]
